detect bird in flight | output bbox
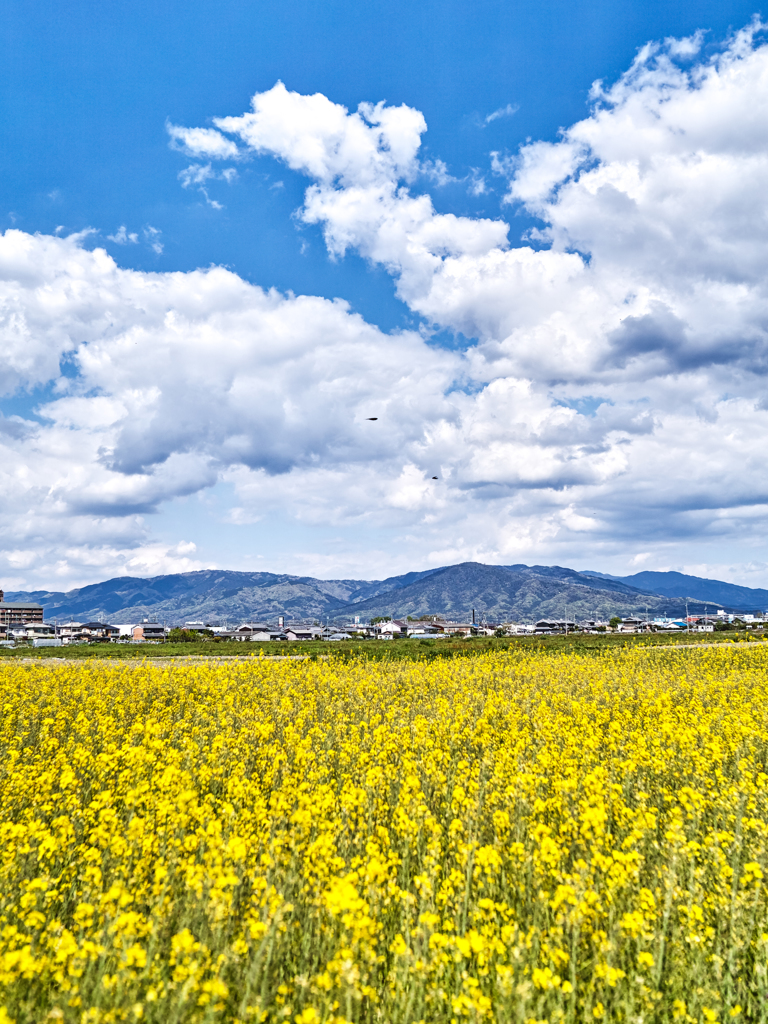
[366,417,378,421]
[431,476,438,480]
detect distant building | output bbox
[534,620,557,633]
[619,617,646,632]
[8,623,56,640]
[372,621,404,638]
[80,622,119,640]
[441,622,473,635]
[388,620,408,636]
[131,621,166,641]
[57,622,84,640]
[535,619,576,633]
[0,590,44,627]
[406,623,441,635]
[213,624,271,641]
[112,624,135,638]
[235,623,270,636]
[53,621,118,643]
[285,629,316,641]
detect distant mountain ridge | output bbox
[329,563,670,622]
[582,569,768,612]
[5,561,766,625]
[2,567,443,626]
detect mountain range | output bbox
[4,562,767,626]
[582,570,768,611]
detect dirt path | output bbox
[641,640,768,651]
[13,654,324,666]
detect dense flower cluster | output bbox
[0,648,767,1023]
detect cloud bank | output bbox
[3,22,768,587]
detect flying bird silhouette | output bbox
[431,476,438,480]
[366,417,378,420]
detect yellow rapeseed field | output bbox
[0,647,767,1024]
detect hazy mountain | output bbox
[582,569,768,612]
[2,567,453,626]
[2,561,745,625]
[3,570,378,625]
[332,562,689,622]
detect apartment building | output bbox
[0,590,44,627]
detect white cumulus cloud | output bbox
[166,123,240,159]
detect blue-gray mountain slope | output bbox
[582,570,768,612]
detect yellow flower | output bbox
[295,1010,320,1024]
[0,647,766,1019]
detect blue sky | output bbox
[2,0,768,589]
[5,0,758,322]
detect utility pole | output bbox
[686,601,689,633]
